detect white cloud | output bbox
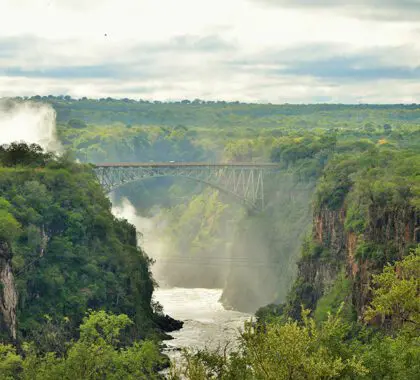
[0,0,419,102]
[253,0,420,21]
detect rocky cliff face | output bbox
[350,206,420,317]
[0,242,17,340]
[290,205,420,320]
[365,206,419,258]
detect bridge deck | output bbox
[95,162,279,168]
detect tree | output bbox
[365,247,420,330]
[0,143,53,167]
[0,210,21,245]
[383,124,392,134]
[67,119,87,129]
[0,344,22,379]
[0,311,165,379]
[170,308,367,379]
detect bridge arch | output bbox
[93,163,279,211]
[103,174,258,210]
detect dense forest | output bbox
[0,97,419,378]
[0,142,182,378]
[11,96,420,128]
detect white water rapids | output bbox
[154,287,251,362]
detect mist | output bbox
[111,197,169,285]
[0,100,61,151]
[109,177,311,313]
[110,194,233,290]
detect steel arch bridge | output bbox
[93,162,279,211]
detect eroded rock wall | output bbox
[0,242,17,340]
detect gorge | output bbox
[0,98,419,379]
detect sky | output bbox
[0,0,419,103]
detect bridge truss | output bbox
[93,163,279,211]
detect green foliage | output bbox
[270,134,336,172]
[0,143,54,168]
[365,247,420,330]
[0,210,21,244]
[2,99,418,378]
[0,311,165,380]
[170,307,368,380]
[255,303,285,323]
[172,288,420,380]
[67,118,87,129]
[345,250,420,379]
[315,153,359,210]
[355,240,391,263]
[314,270,355,323]
[301,235,326,259]
[19,96,420,134]
[79,310,132,346]
[358,331,420,380]
[0,144,157,346]
[58,123,209,165]
[0,344,22,379]
[344,203,366,234]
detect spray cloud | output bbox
[0,100,61,151]
[111,197,168,285]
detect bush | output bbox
[0,311,166,380]
[68,119,87,129]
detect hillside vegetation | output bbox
[0,143,180,373]
[1,98,419,378]
[23,97,420,311]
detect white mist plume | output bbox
[0,100,61,151]
[111,197,167,285]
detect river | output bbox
[111,200,252,362]
[153,287,252,363]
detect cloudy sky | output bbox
[0,0,419,103]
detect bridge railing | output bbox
[95,162,280,168]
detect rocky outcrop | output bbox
[291,205,420,320]
[313,207,347,257]
[0,242,18,340]
[365,206,420,259]
[286,208,346,318]
[352,206,420,317]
